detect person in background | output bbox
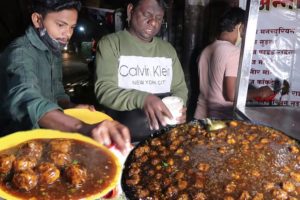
[94,0,188,142]
[194,7,273,120]
[0,0,130,154]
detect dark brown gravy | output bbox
[0,139,117,200]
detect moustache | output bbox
[56,38,69,45]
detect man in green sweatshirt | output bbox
[94,0,188,141]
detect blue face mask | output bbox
[38,27,67,56]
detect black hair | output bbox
[217,7,245,33]
[127,0,168,10]
[31,0,81,16]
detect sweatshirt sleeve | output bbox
[169,46,188,105]
[94,35,149,111]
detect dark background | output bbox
[0,0,31,51]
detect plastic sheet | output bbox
[248,0,300,106]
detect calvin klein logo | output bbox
[119,65,170,77]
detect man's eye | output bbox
[57,23,64,27]
[156,18,163,23]
[143,13,151,18]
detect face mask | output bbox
[235,24,242,47]
[38,24,67,56]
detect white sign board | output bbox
[249,0,300,106]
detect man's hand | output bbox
[176,106,187,124]
[57,99,95,111]
[248,85,274,100]
[75,104,96,111]
[90,120,131,155]
[143,94,173,130]
[256,86,274,99]
[39,110,131,155]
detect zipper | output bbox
[50,52,54,96]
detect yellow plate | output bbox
[0,129,121,200]
[64,108,113,124]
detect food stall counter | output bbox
[236,106,300,140]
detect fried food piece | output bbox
[0,154,15,174]
[19,141,43,160]
[272,189,288,200]
[197,162,210,172]
[12,169,38,191]
[137,188,150,198]
[253,193,264,200]
[49,151,71,167]
[225,182,237,193]
[282,181,295,192]
[134,145,150,158]
[194,192,207,200]
[178,194,189,200]
[166,185,178,198]
[150,138,162,146]
[65,164,87,187]
[151,158,160,166]
[224,196,234,200]
[239,191,251,200]
[126,174,140,186]
[178,180,188,190]
[49,139,72,153]
[263,181,275,191]
[13,156,37,172]
[149,181,161,192]
[37,162,60,185]
[290,172,300,182]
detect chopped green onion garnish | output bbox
[162,161,168,167]
[72,160,79,165]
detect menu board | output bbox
[249,0,300,106]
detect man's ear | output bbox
[236,23,242,31]
[127,4,134,23]
[31,12,42,29]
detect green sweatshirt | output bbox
[95,30,188,111]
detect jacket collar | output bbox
[26,26,49,51]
